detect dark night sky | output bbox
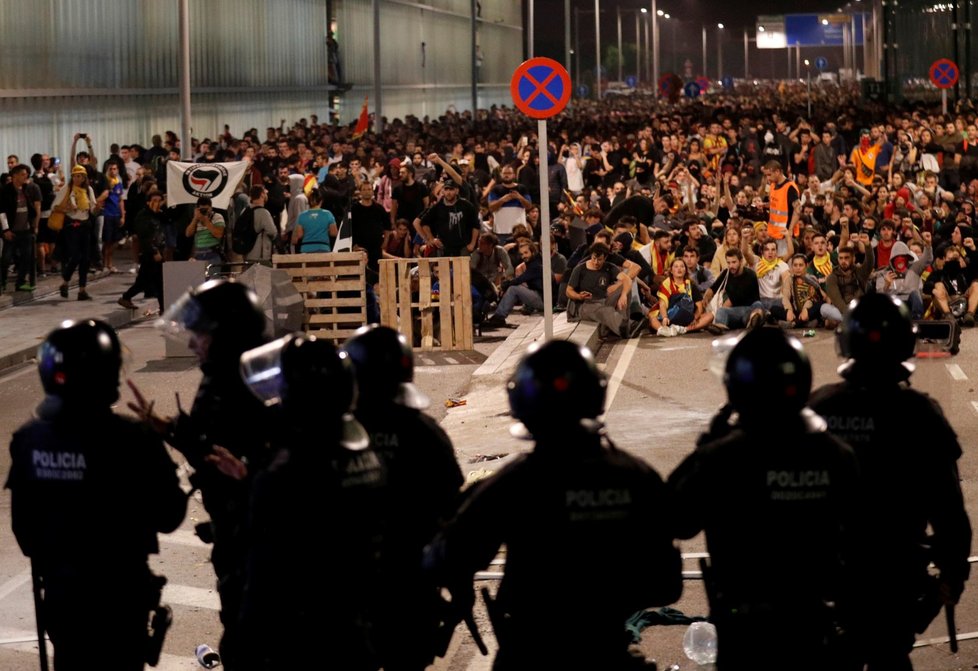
[531,0,865,79]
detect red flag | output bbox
[352,96,369,139]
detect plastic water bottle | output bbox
[682,621,718,665]
[195,643,222,668]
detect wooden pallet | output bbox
[272,252,367,343]
[379,257,474,351]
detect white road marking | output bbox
[946,363,968,380]
[161,583,221,610]
[604,337,640,410]
[971,401,978,416]
[159,528,210,548]
[0,570,30,602]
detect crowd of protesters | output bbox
[3,80,978,343]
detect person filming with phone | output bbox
[185,196,226,263]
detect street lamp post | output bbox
[804,58,812,118]
[595,0,601,100]
[717,23,724,82]
[651,0,659,95]
[702,24,707,77]
[617,7,623,83]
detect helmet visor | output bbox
[239,336,290,406]
[156,291,213,341]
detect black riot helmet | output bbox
[342,325,429,409]
[241,333,368,449]
[508,340,606,438]
[837,293,917,367]
[158,279,266,365]
[38,319,122,406]
[724,328,812,422]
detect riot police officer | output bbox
[237,334,386,670]
[809,294,972,670]
[426,340,681,670]
[342,325,463,671]
[7,319,186,670]
[130,279,271,670]
[669,328,861,671]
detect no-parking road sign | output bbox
[511,57,571,119]
[930,59,960,90]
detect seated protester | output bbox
[743,236,794,313]
[551,220,574,258]
[677,219,717,269]
[820,243,876,328]
[503,223,533,270]
[924,243,978,326]
[645,229,676,288]
[874,240,927,319]
[681,245,715,293]
[615,215,649,250]
[565,241,637,338]
[873,218,900,270]
[711,226,742,274]
[483,240,545,329]
[775,253,827,328]
[805,232,840,289]
[384,218,414,258]
[612,230,653,285]
[649,258,708,335]
[470,232,514,291]
[700,247,766,333]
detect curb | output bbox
[0,307,142,376]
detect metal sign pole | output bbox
[943,89,948,115]
[538,119,554,341]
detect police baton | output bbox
[30,562,49,671]
[946,604,958,653]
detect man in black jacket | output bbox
[0,163,42,292]
[483,240,545,329]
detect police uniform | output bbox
[156,280,271,670]
[237,334,387,671]
[427,341,681,670]
[810,294,972,670]
[344,325,464,671]
[6,321,186,671]
[669,328,861,671]
[811,381,971,668]
[669,415,860,670]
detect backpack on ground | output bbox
[231,206,258,255]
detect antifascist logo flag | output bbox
[166,160,251,210]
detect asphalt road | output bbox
[0,317,976,669]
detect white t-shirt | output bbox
[755,259,788,300]
[565,156,585,193]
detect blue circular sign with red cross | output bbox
[511,58,571,119]
[696,76,710,92]
[930,58,959,90]
[658,74,674,96]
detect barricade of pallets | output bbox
[378,257,473,351]
[272,252,367,343]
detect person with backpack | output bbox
[233,185,278,264]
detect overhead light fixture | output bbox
[717,23,724,29]
[758,25,766,32]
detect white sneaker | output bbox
[657,326,677,337]
[673,325,687,335]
